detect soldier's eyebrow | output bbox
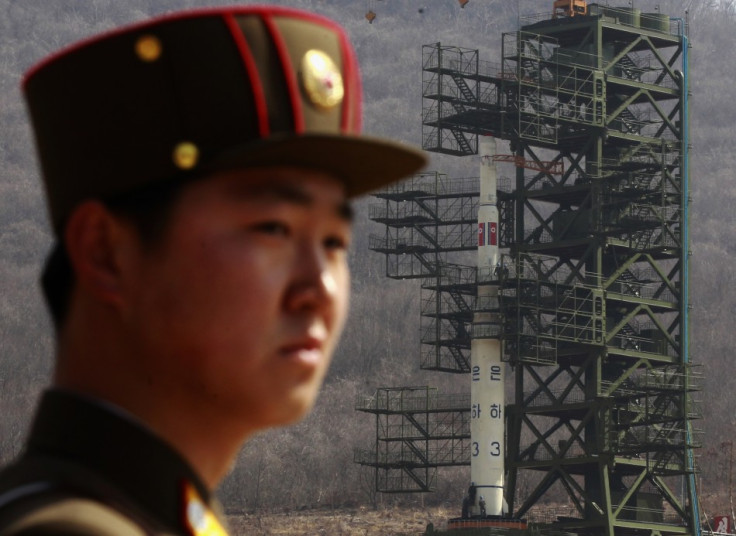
[227,181,353,222]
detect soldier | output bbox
[0,6,425,535]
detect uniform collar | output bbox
[25,389,221,534]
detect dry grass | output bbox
[227,494,736,535]
[227,506,453,536]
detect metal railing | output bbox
[356,391,471,413]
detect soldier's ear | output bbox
[64,201,133,309]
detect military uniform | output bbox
[0,391,227,535]
[1,5,425,534]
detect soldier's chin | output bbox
[265,390,321,429]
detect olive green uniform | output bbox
[0,391,226,535]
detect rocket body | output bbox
[470,136,505,517]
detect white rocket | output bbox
[469,136,505,517]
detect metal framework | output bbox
[356,173,484,492]
[355,387,470,492]
[359,7,699,535]
[368,171,504,373]
[421,6,699,535]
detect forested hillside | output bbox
[1,0,735,517]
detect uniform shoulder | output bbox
[1,497,154,536]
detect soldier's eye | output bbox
[324,234,349,251]
[253,221,289,236]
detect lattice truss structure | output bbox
[355,387,470,493]
[358,8,700,536]
[356,172,487,492]
[421,6,700,535]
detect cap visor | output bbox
[212,134,427,197]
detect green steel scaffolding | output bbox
[359,6,699,536]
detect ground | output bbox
[227,506,451,535]
[226,494,735,535]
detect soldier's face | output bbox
[121,166,351,430]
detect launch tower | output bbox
[359,4,699,536]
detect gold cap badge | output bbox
[300,49,344,110]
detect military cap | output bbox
[23,6,426,234]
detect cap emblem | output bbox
[300,49,344,110]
